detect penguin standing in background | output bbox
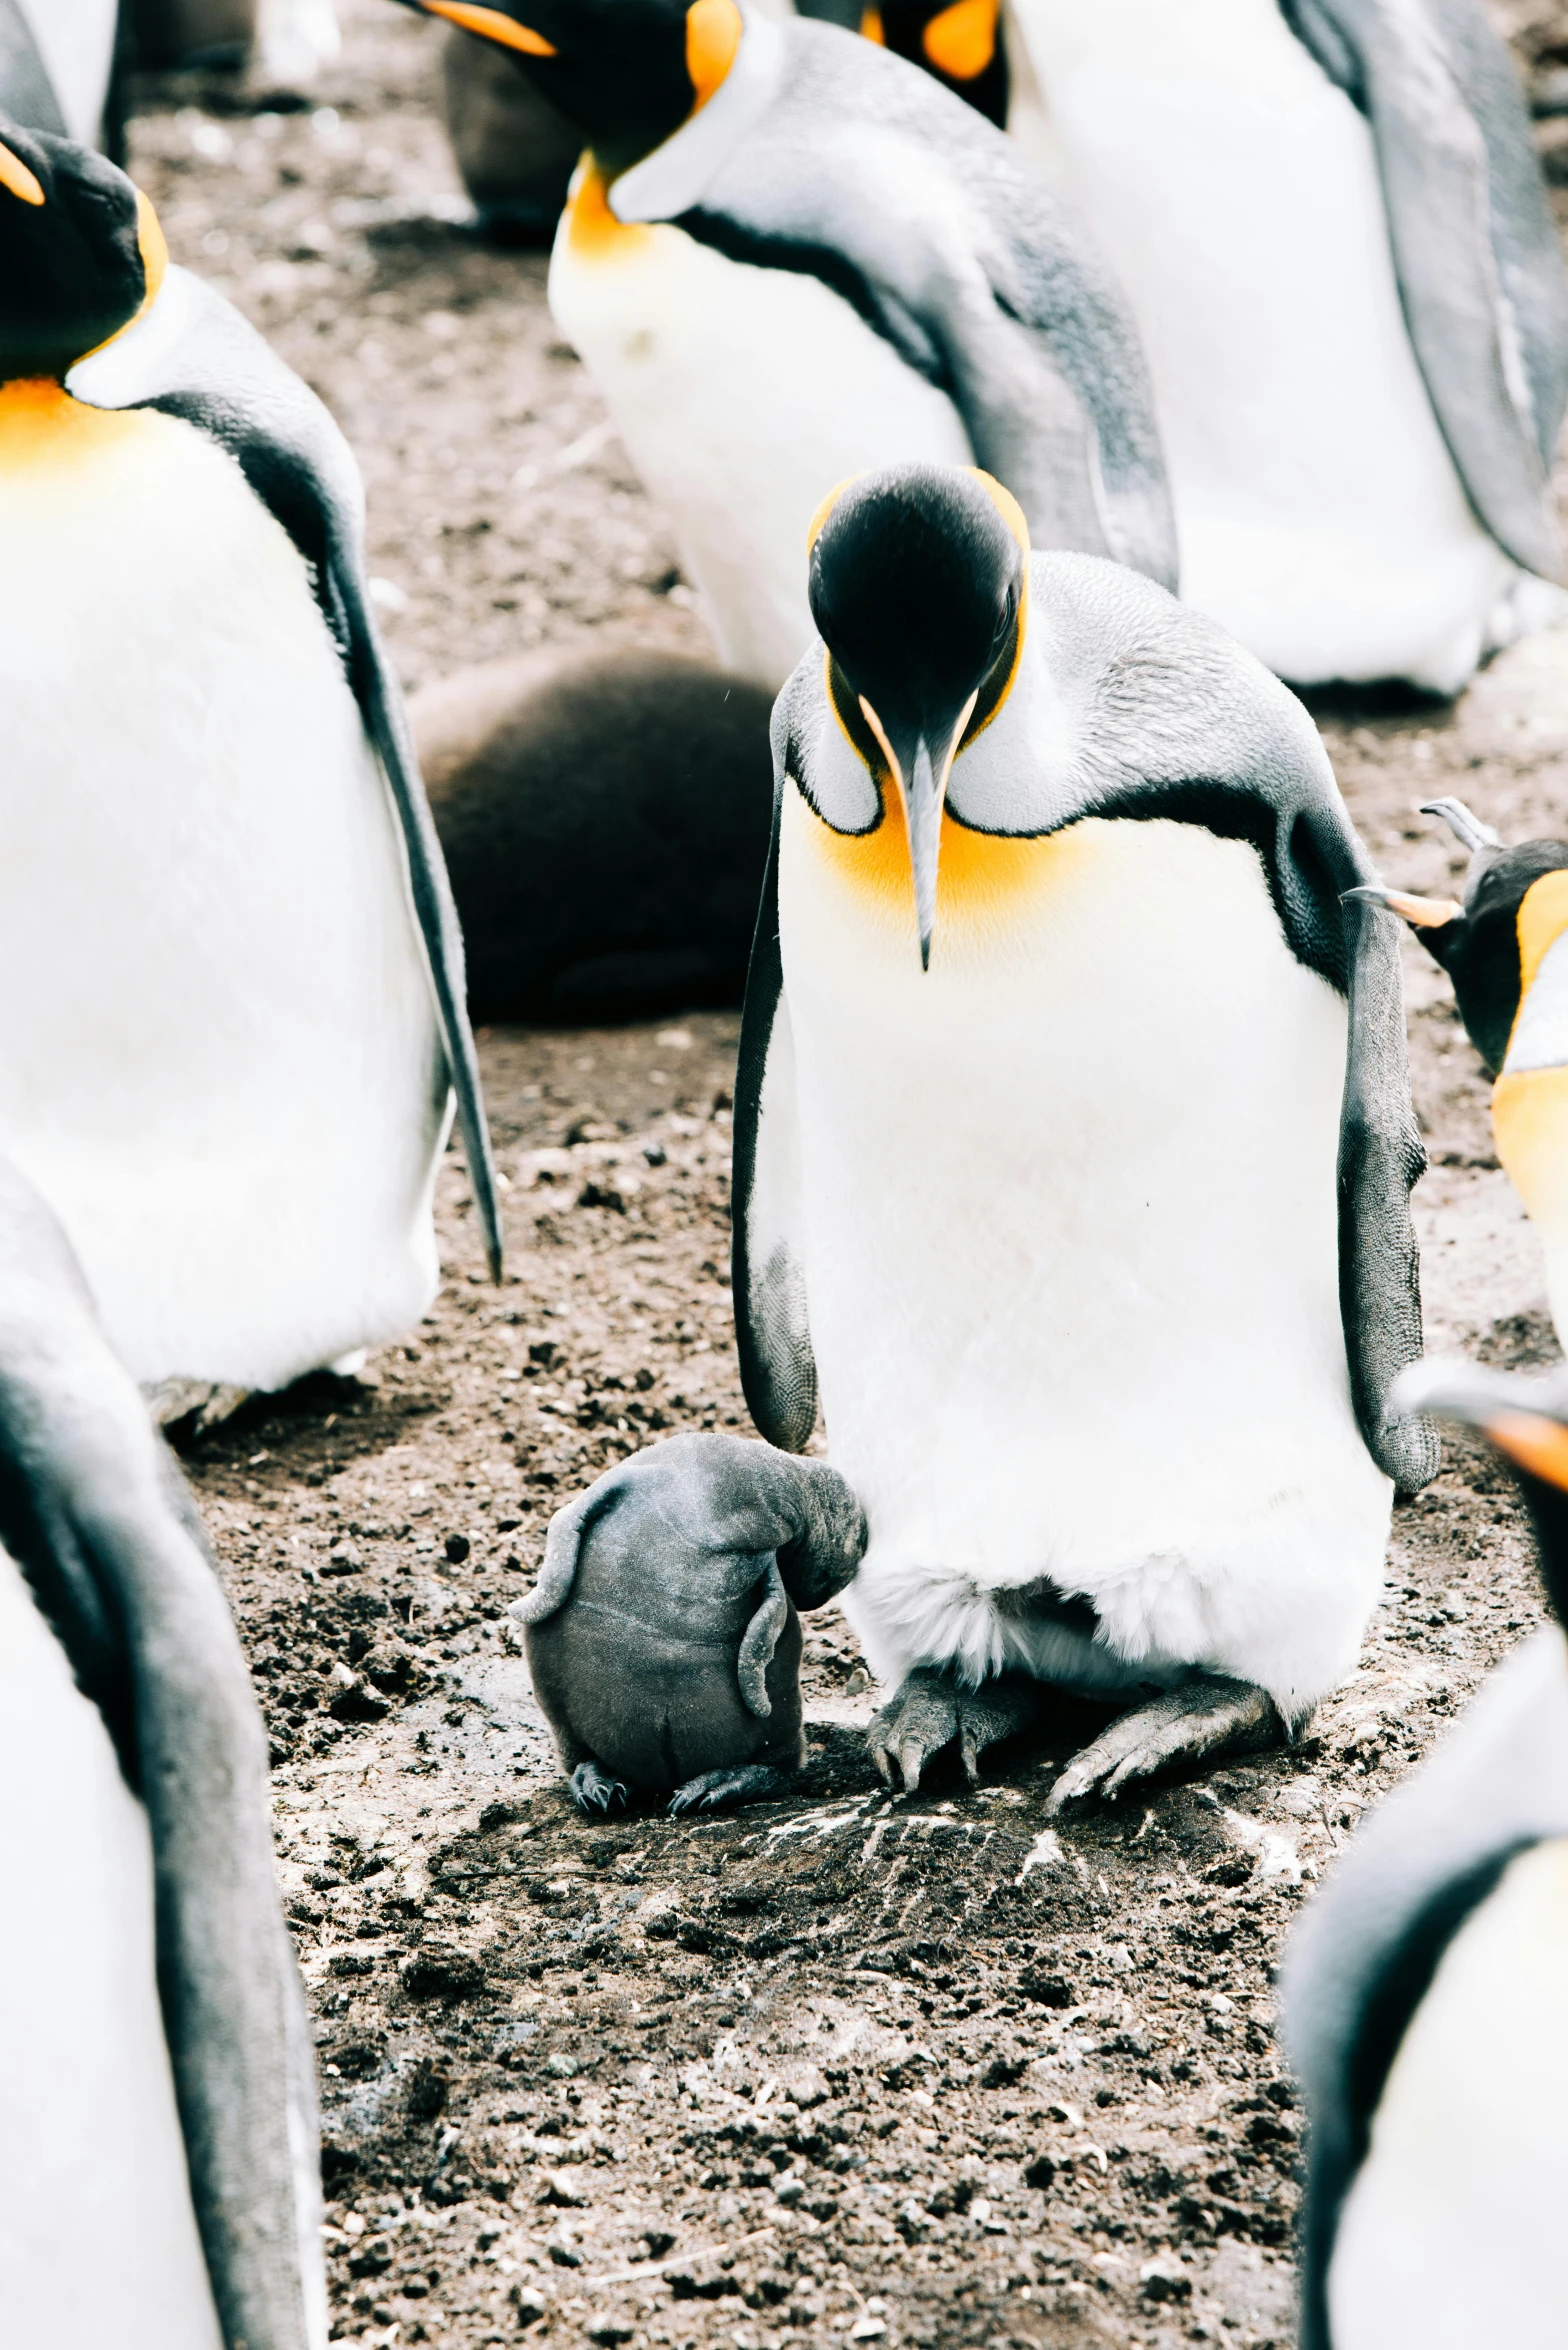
[1284,1353,1568,2350]
[0,1154,325,2349]
[733,461,1433,1803]
[388,0,1175,691]
[1,0,123,151]
[1005,0,1568,693]
[0,119,500,1399]
[1354,797,1568,1344]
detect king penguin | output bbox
[1355,796,1568,1345]
[0,1151,326,2349]
[389,0,1175,692]
[1004,0,1568,694]
[0,118,501,1397]
[732,461,1435,1803]
[0,0,122,150]
[793,0,1009,127]
[1283,1352,1568,2350]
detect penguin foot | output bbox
[667,1766,792,1817]
[144,1379,251,1440]
[568,1761,629,1817]
[868,1668,1038,1794]
[1046,1675,1281,1814]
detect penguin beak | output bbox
[0,137,45,206]
[1343,884,1463,930]
[857,691,978,971]
[388,0,557,54]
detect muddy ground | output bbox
[122,6,1568,2347]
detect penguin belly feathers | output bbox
[734,466,1432,1799]
[0,120,500,1392]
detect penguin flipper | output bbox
[0,1156,326,2350]
[514,1485,598,1626]
[733,713,819,1453]
[1337,889,1440,1494]
[736,1558,789,1718]
[68,266,504,1282]
[1285,0,1568,581]
[0,0,68,134]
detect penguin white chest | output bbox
[776,799,1391,1709]
[0,1545,221,2347]
[0,388,447,1392]
[1007,0,1514,688]
[549,178,973,690]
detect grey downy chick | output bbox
[513,1433,867,1817]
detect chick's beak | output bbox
[857,692,977,970]
[1344,884,1463,929]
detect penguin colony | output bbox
[2,0,1567,2341]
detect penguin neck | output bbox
[0,378,139,470]
[587,3,782,227]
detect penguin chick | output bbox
[1354,798,1568,1342]
[409,646,775,1018]
[1005,0,1568,693]
[441,24,580,244]
[513,1433,867,1816]
[0,1152,326,2350]
[795,0,1010,127]
[1283,1353,1568,2350]
[386,0,1175,690]
[0,117,500,1393]
[1,0,121,150]
[734,461,1434,1810]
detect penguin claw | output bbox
[868,1670,1038,1793]
[667,1766,791,1816]
[568,1761,629,1817]
[1046,1677,1281,1814]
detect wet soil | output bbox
[123,6,1568,2347]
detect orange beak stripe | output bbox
[419,1,555,55]
[0,137,45,206]
[1487,1412,1568,1494]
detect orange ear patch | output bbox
[686,0,743,111]
[921,0,998,80]
[859,5,885,39]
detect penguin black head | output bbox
[1348,799,1568,1076]
[807,463,1028,969]
[0,118,166,386]
[389,0,741,168]
[1396,1359,1568,1628]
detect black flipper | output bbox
[70,263,503,1280]
[732,690,820,1452]
[0,1157,325,2350]
[1284,0,1568,580]
[0,0,66,136]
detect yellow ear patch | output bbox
[806,476,860,555]
[1517,870,1568,999]
[0,138,45,207]
[859,5,885,40]
[921,0,997,81]
[420,1,556,54]
[967,466,1031,556]
[1487,1410,1568,1494]
[686,0,743,111]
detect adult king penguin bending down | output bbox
[733,464,1435,1805]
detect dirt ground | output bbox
[122,7,1568,2347]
